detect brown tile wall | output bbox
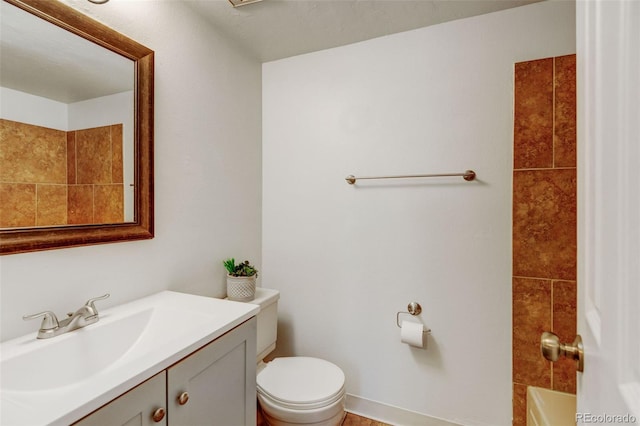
[0,119,124,227]
[512,54,577,425]
[67,124,125,225]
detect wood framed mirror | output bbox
[0,0,154,255]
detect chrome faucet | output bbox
[23,294,110,339]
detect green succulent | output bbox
[223,258,258,277]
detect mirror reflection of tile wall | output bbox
[0,119,124,228]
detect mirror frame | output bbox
[0,0,154,255]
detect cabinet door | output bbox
[167,318,257,426]
[74,372,167,426]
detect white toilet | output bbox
[251,288,346,426]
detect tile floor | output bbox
[342,412,391,426]
[257,407,390,426]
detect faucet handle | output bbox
[84,294,110,314]
[23,311,59,330]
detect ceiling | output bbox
[0,0,543,104]
[0,1,133,104]
[185,0,543,62]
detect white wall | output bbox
[68,91,133,132]
[0,87,133,133]
[0,0,262,341]
[0,87,68,130]
[262,2,575,425]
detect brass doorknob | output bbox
[540,331,584,372]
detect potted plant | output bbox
[223,258,258,302]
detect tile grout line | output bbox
[552,57,556,169]
[513,275,576,282]
[550,279,554,390]
[513,166,576,172]
[35,183,39,226]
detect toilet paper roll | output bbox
[400,320,426,348]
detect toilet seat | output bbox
[257,357,346,425]
[257,357,345,407]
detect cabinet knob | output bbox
[152,407,166,422]
[178,391,190,405]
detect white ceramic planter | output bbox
[226,275,256,302]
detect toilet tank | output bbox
[251,288,280,362]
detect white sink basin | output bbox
[1,308,152,392]
[527,386,576,426]
[0,291,259,426]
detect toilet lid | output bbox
[257,357,345,407]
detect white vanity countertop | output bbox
[0,291,259,426]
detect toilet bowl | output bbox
[249,288,346,426]
[257,357,345,426]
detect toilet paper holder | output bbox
[396,302,431,333]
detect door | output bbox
[73,372,167,426]
[576,0,640,422]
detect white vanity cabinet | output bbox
[74,318,257,426]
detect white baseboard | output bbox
[345,394,462,426]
